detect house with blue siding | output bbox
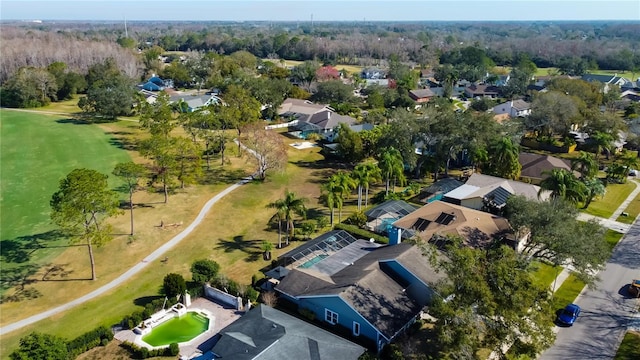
[275,231,443,352]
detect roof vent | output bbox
[369,238,375,243]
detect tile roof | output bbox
[211,305,365,360]
[392,201,512,248]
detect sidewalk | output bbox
[576,179,640,234]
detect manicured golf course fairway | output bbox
[0,110,131,269]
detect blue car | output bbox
[557,303,581,326]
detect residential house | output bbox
[209,304,365,360]
[361,68,387,80]
[621,89,640,103]
[581,73,633,93]
[138,76,173,92]
[391,200,514,249]
[413,178,464,204]
[278,98,330,121]
[295,110,357,141]
[408,88,437,103]
[364,79,390,88]
[442,173,550,211]
[275,230,444,352]
[492,99,532,118]
[364,200,419,234]
[519,152,580,184]
[169,94,221,112]
[464,84,501,99]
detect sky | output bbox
[1,0,639,22]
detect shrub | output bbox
[344,211,367,227]
[191,259,221,284]
[67,325,113,357]
[169,343,179,356]
[163,273,186,298]
[246,287,259,302]
[334,223,388,244]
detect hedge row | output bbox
[334,223,389,244]
[121,341,179,359]
[67,325,113,358]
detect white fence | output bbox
[204,284,242,310]
[265,120,298,130]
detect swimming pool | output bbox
[141,312,209,347]
[299,254,329,268]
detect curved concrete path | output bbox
[0,175,254,336]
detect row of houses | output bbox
[199,155,575,358]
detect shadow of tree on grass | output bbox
[214,235,263,262]
[0,230,66,263]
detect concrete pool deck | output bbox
[114,297,243,358]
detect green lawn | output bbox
[531,261,562,290]
[0,110,130,272]
[551,273,586,313]
[582,181,636,219]
[615,331,640,360]
[605,230,624,252]
[616,189,640,224]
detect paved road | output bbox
[539,219,640,360]
[0,175,255,336]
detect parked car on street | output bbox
[557,303,581,326]
[629,279,640,297]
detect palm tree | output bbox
[487,137,521,180]
[332,171,357,222]
[352,162,382,210]
[378,147,406,195]
[571,151,599,180]
[582,178,606,209]
[539,169,587,205]
[620,153,640,178]
[267,190,308,247]
[591,131,614,162]
[321,179,345,227]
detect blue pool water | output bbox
[299,254,329,268]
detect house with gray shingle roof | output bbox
[581,73,633,93]
[442,173,549,211]
[169,94,221,112]
[209,304,365,360]
[295,110,357,141]
[518,152,579,184]
[492,99,532,118]
[275,232,443,353]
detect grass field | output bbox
[0,118,337,357]
[263,58,364,75]
[531,261,562,290]
[582,181,636,219]
[0,110,131,272]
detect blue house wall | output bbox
[379,260,437,306]
[297,296,382,345]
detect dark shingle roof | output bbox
[211,305,364,360]
[276,244,443,338]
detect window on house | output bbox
[353,321,361,336]
[325,309,338,325]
